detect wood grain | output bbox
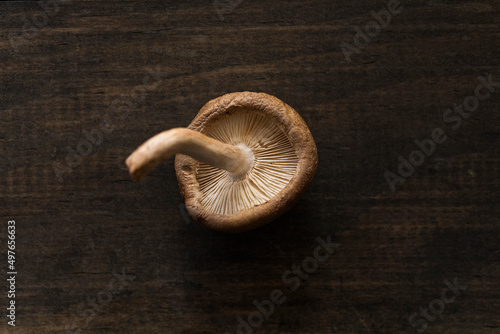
[1,0,499,333]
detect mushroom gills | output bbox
[197,112,299,215]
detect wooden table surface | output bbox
[1,1,499,333]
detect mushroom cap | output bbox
[175,92,318,233]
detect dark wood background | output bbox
[1,0,499,333]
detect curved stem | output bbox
[126,128,254,182]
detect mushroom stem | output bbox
[126,128,254,182]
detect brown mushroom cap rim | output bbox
[174,92,318,233]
